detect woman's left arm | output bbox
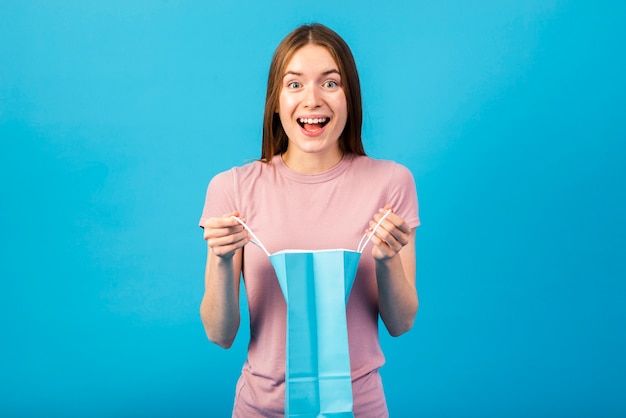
[369,207,418,337]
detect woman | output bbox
[199,23,419,417]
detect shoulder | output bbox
[209,159,267,187]
[349,155,415,182]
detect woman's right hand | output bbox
[201,211,250,259]
[200,211,246,348]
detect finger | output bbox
[369,233,396,259]
[207,228,250,249]
[203,222,245,240]
[201,211,246,230]
[202,215,248,241]
[375,207,411,234]
[225,211,247,223]
[205,227,247,243]
[381,218,410,247]
[369,211,398,248]
[210,236,250,257]
[369,220,408,250]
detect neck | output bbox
[281,149,344,174]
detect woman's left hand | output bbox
[368,205,412,261]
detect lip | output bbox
[296,114,331,137]
[299,122,326,137]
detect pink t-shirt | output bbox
[200,154,419,417]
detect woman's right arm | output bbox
[200,212,249,348]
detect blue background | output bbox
[1,1,624,417]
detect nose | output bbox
[303,84,322,108]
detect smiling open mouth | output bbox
[297,117,330,131]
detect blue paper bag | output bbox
[234,211,391,417]
[271,249,360,417]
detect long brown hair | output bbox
[261,23,365,161]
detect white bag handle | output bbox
[232,208,392,256]
[356,209,392,253]
[231,216,271,257]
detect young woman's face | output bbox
[278,44,348,168]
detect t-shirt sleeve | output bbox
[387,163,420,229]
[198,169,239,228]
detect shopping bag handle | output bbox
[231,208,392,255]
[356,209,392,253]
[231,216,271,257]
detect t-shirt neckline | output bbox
[274,153,354,184]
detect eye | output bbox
[287,81,302,89]
[323,80,339,88]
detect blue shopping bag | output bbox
[234,211,391,417]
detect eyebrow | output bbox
[283,69,341,78]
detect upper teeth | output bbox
[299,117,327,124]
